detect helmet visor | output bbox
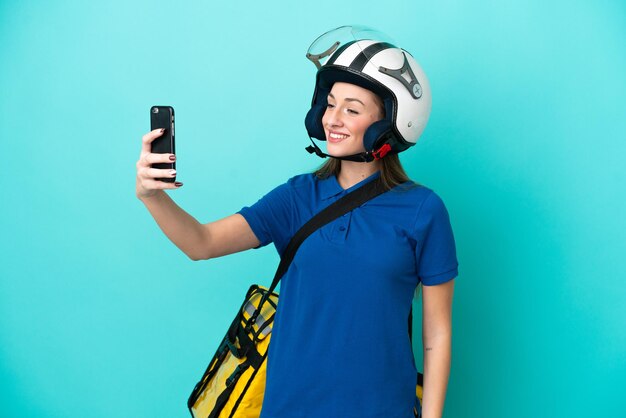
[306,25,397,70]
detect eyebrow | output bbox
[328,93,365,106]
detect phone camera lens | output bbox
[151,107,159,114]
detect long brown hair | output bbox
[312,154,421,191]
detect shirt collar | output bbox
[319,170,382,200]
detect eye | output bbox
[347,109,359,115]
[326,103,335,109]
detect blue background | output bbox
[1,1,625,417]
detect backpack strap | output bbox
[249,176,387,325]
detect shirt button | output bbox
[339,226,346,231]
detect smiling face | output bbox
[322,82,384,157]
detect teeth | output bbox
[330,133,349,139]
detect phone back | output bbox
[150,106,176,180]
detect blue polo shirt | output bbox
[237,170,458,418]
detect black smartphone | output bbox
[150,105,176,182]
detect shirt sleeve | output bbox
[414,190,459,286]
[236,178,295,254]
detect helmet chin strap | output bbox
[305,136,391,163]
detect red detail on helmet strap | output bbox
[372,143,392,160]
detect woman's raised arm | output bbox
[136,129,260,260]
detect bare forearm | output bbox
[421,333,451,418]
[139,191,208,260]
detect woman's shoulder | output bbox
[408,184,453,224]
[285,172,318,186]
[387,180,453,217]
[262,172,316,192]
[389,179,433,200]
[265,173,324,200]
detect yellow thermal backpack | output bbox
[187,284,277,417]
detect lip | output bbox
[327,130,350,143]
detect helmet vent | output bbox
[378,52,423,100]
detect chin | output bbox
[326,147,364,158]
[326,139,359,155]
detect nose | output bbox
[324,105,343,128]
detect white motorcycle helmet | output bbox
[304,25,432,162]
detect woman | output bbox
[136,26,457,418]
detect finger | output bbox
[142,178,183,190]
[140,152,176,166]
[143,167,177,180]
[141,128,166,154]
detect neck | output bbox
[336,159,382,190]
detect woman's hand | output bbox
[136,128,182,200]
